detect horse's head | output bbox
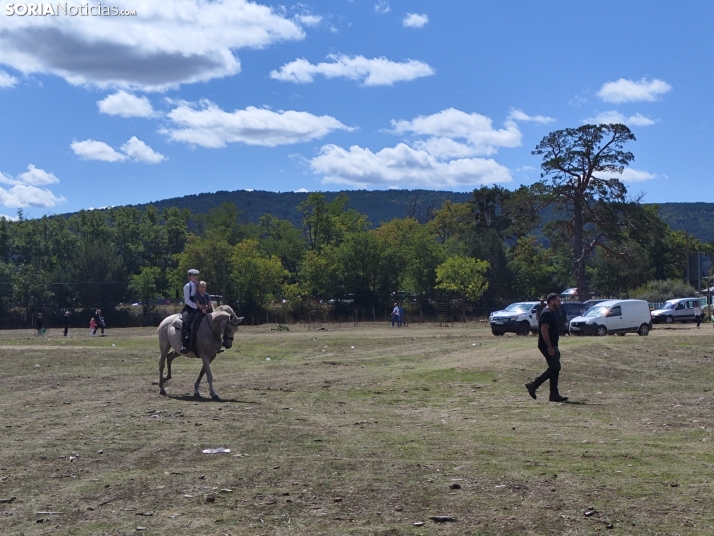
[221,313,244,349]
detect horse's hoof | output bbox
[193,393,201,399]
[163,376,171,382]
[211,394,221,401]
[160,390,166,396]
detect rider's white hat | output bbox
[187,269,200,276]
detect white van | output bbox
[650,297,704,324]
[569,299,652,336]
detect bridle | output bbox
[207,312,240,345]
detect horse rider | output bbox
[180,268,200,354]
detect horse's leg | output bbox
[165,354,175,382]
[204,357,220,400]
[194,365,206,398]
[159,353,167,396]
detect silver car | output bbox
[651,298,704,324]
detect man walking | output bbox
[62,311,70,337]
[525,293,568,402]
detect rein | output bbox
[206,312,239,344]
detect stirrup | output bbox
[180,345,189,354]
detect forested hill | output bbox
[130,189,472,227]
[127,189,714,242]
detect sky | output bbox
[0,0,712,219]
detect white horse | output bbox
[157,305,242,400]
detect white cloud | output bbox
[0,213,18,221]
[391,108,522,155]
[121,136,167,164]
[270,54,434,86]
[294,188,308,193]
[0,70,17,88]
[310,143,511,189]
[586,110,655,127]
[295,14,322,27]
[0,0,305,91]
[164,100,351,148]
[97,91,155,118]
[0,164,59,186]
[71,137,166,163]
[618,168,658,182]
[0,165,65,208]
[597,77,672,103]
[403,13,429,28]
[71,140,127,162]
[374,1,390,14]
[412,137,481,159]
[507,108,555,124]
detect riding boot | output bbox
[180,319,191,354]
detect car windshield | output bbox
[504,303,530,312]
[661,302,676,310]
[583,306,608,318]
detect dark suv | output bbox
[557,302,590,334]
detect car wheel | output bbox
[517,321,530,336]
[596,325,608,336]
[638,323,650,336]
[665,315,674,324]
[617,332,626,337]
[491,330,505,336]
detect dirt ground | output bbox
[0,321,713,535]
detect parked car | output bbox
[489,302,539,336]
[569,299,652,336]
[650,297,705,324]
[557,302,590,335]
[583,299,609,308]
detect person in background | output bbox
[536,298,546,321]
[89,316,96,336]
[63,311,70,337]
[391,303,400,327]
[93,309,105,336]
[694,301,702,329]
[398,303,405,327]
[35,313,44,337]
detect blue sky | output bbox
[0,0,711,218]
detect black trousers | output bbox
[182,306,198,344]
[533,347,561,395]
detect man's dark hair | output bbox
[546,293,560,304]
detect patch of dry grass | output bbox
[0,322,713,534]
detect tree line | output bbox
[0,124,711,327]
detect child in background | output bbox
[89,317,96,336]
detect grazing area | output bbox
[0,323,713,535]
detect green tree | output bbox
[533,123,638,301]
[11,265,53,325]
[175,234,234,305]
[231,239,287,318]
[435,255,490,322]
[128,266,161,324]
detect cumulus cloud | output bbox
[375,1,390,14]
[0,165,65,208]
[311,143,511,189]
[294,188,308,193]
[403,13,429,28]
[597,77,672,103]
[163,100,351,148]
[0,0,305,91]
[0,70,18,88]
[71,137,166,163]
[0,164,59,186]
[295,14,322,27]
[617,168,658,182]
[97,91,155,118]
[507,108,556,124]
[308,108,521,189]
[391,108,522,155]
[121,136,167,164]
[71,140,127,162]
[270,54,434,86]
[586,110,655,127]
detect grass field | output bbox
[1,321,713,535]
